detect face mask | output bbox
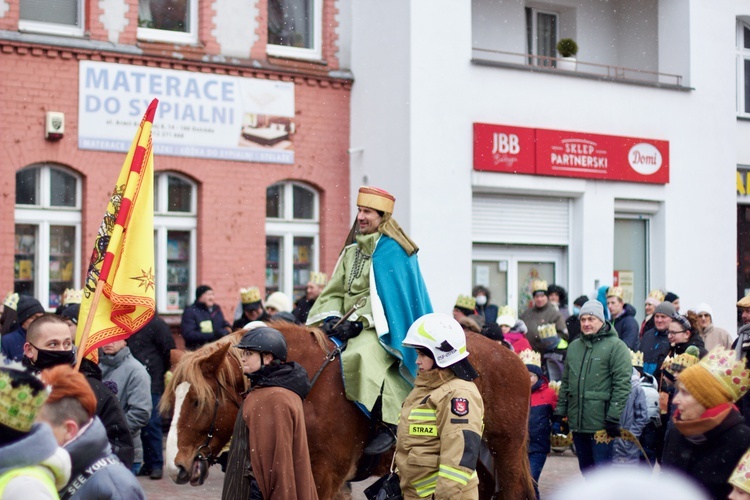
[475,295,488,306]
[27,347,76,371]
[573,307,581,316]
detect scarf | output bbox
[672,402,735,441]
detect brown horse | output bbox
[161,321,535,499]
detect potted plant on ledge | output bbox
[556,38,578,71]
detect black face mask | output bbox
[25,345,77,371]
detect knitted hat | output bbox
[356,186,395,214]
[195,285,212,301]
[16,296,44,325]
[693,302,712,317]
[730,449,750,494]
[665,292,679,303]
[59,303,81,325]
[678,346,750,409]
[654,301,676,317]
[579,300,605,323]
[644,297,660,307]
[265,291,291,313]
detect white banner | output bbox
[78,61,295,164]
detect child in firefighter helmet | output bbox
[395,313,484,499]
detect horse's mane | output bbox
[160,330,246,415]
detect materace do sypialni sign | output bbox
[473,123,669,184]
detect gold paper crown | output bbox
[607,286,624,299]
[519,349,541,367]
[692,346,750,402]
[648,289,665,302]
[630,350,644,367]
[730,449,750,494]
[497,305,516,321]
[454,295,476,311]
[240,287,261,305]
[3,292,19,310]
[538,323,558,339]
[0,368,49,433]
[310,272,328,286]
[550,432,573,448]
[62,288,83,305]
[662,347,701,376]
[356,186,395,214]
[531,279,548,294]
[548,380,561,396]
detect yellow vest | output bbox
[0,465,58,498]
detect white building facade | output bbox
[349,0,741,332]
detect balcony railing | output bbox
[472,48,684,88]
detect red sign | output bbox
[474,123,669,184]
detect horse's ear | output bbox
[200,342,232,377]
[170,349,184,368]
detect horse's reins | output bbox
[309,297,367,391]
[195,358,243,466]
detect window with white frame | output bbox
[15,165,82,310]
[138,0,198,44]
[19,0,84,37]
[526,7,558,67]
[267,0,323,61]
[737,19,750,116]
[153,172,197,313]
[266,182,319,301]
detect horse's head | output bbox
[160,333,246,485]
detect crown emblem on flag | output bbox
[0,367,49,433]
[240,287,261,305]
[692,346,750,402]
[310,272,328,286]
[454,295,476,311]
[537,323,558,339]
[630,350,644,367]
[3,292,19,311]
[62,288,83,305]
[519,349,541,367]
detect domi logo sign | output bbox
[628,143,662,175]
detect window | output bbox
[19,0,84,37]
[14,165,82,309]
[526,7,558,67]
[153,173,197,313]
[738,19,750,115]
[265,182,319,301]
[138,0,198,44]
[267,0,323,61]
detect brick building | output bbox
[0,0,353,331]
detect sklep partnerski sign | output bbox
[473,123,669,184]
[78,61,296,164]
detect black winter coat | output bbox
[662,409,750,499]
[181,301,231,350]
[612,303,640,351]
[128,315,176,394]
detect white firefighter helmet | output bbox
[403,313,469,368]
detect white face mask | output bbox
[475,295,488,306]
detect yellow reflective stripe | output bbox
[459,345,466,353]
[438,464,472,485]
[412,472,438,497]
[409,408,436,421]
[418,323,436,341]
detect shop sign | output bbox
[78,61,295,164]
[474,123,669,184]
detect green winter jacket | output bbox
[555,323,632,433]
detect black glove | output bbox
[322,318,363,341]
[551,414,568,435]
[321,318,339,337]
[604,420,621,439]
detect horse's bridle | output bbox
[194,368,243,466]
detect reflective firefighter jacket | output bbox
[395,368,484,499]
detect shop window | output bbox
[19,0,84,37]
[526,7,558,67]
[265,182,319,300]
[267,0,323,61]
[154,172,197,313]
[138,0,198,44]
[14,165,82,309]
[738,19,750,116]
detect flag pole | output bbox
[75,279,106,370]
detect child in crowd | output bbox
[613,350,650,465]
[523,349,557,499]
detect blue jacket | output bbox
[528,379,557,454]
[0,326,27,361]
[640,327,671,376]
[612,303,640,351]
[180,301,231,350]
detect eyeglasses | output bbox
[667,330,687,335]
[697,313,710,318]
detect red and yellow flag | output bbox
[76,99,158,359]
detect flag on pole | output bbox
[76,99,158,359]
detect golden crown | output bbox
[607,286,624,300]
[310,272,328,287]
[548,380,561,396]
[497,305,516,321]
[662,347,702,376]
[550,432,573,448]
[648,289,665,302]
[240,287,261,304]
[538,323,558,339]
[531,279,548,294]
[0,368,49,433]
[3,292,19,310]
[520,349,541,367]
[62,288,83,305]
[730,449,750,494]
[630,350,644,367]
[695,346,750,402]
[455,295,476,311]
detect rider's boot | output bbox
[363,423,397,455]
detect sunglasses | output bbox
[697,313,710,318]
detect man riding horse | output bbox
[307,186,432,454]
